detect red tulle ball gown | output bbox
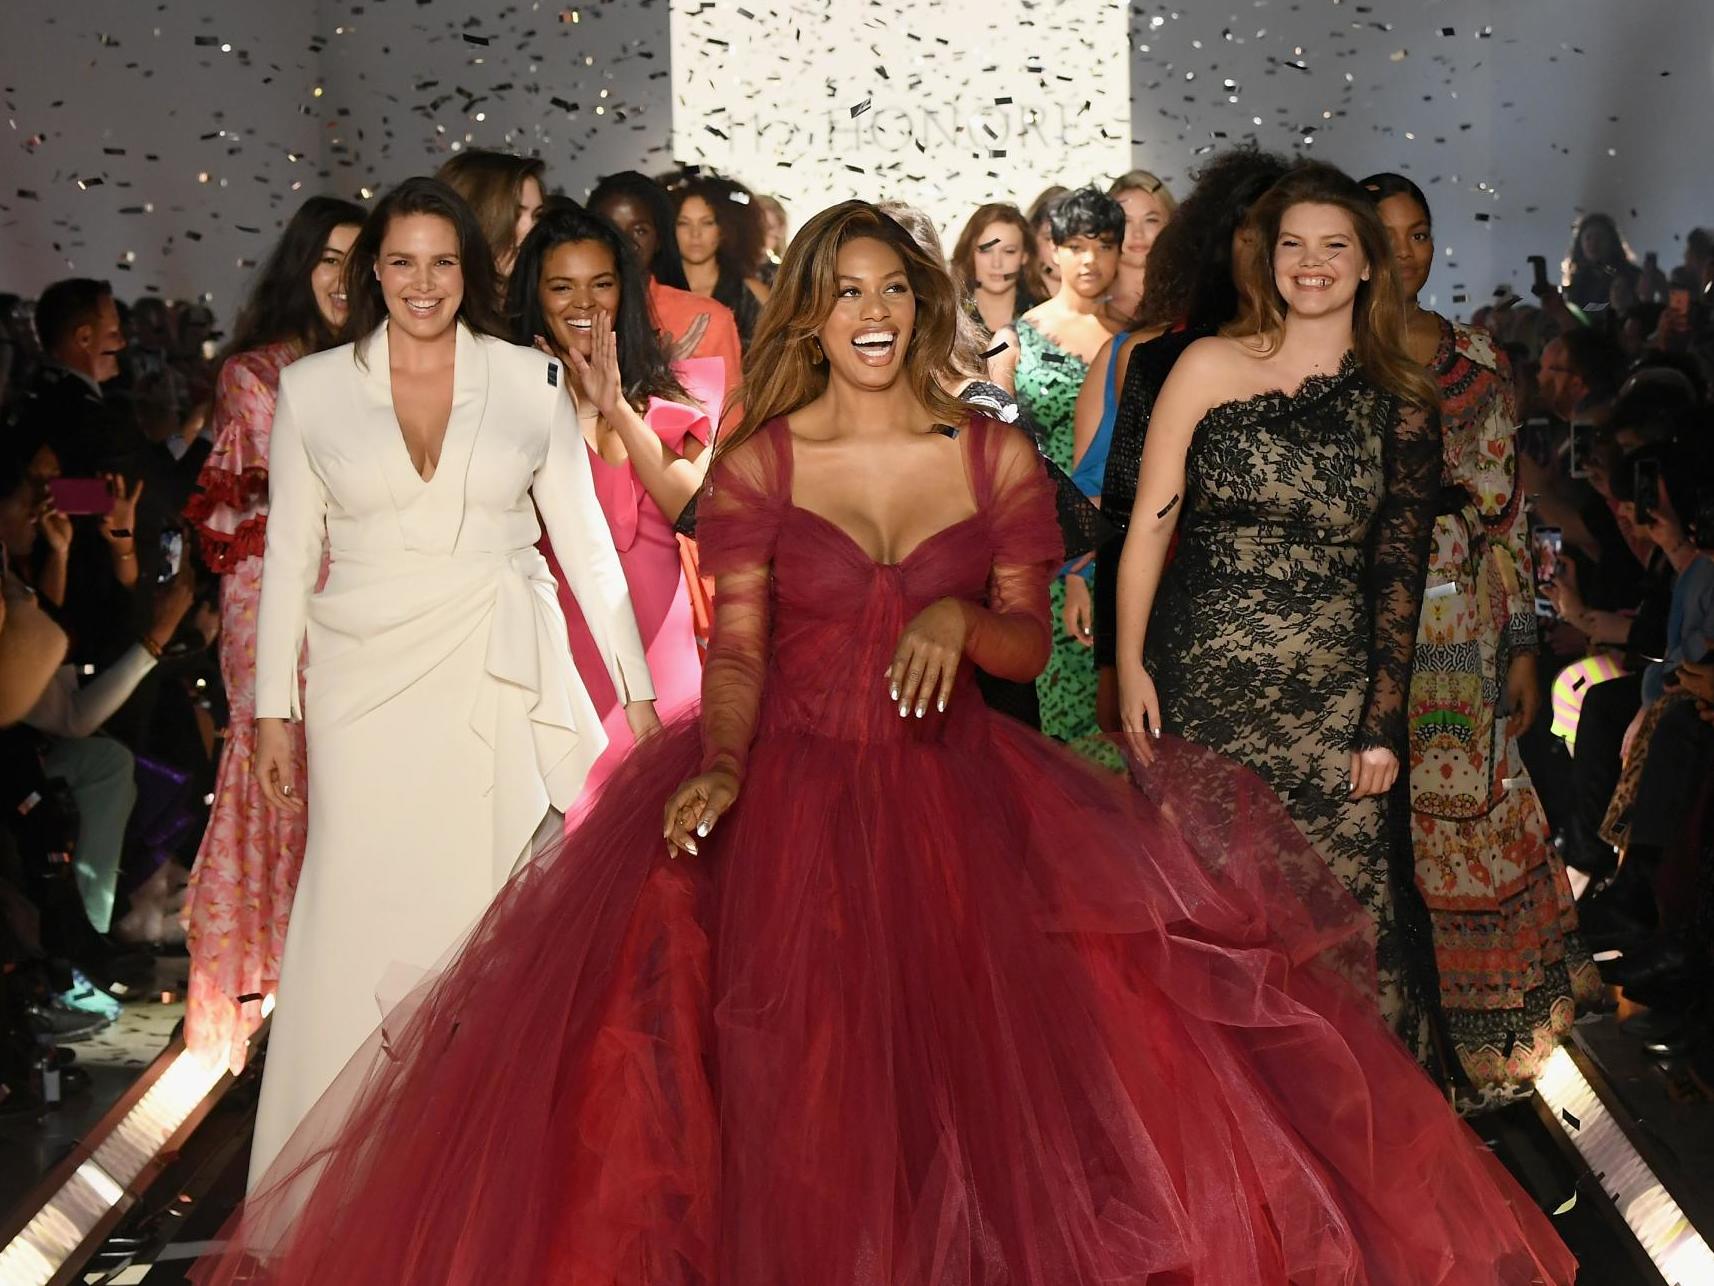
[196,418,1572,1285]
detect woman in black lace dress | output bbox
[1114,163,1443,1059]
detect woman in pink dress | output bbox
[509,203,710,805]
[180,195,365,1072]
[196,201,1572,1286]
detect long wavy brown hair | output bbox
[949,202,1045,306]
[1226,162,1438,408]
[716,200,970,459]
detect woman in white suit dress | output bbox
[248,178,657,1186]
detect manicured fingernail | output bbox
[890,685,899,701]
[937,698,946,713]
[915,703,925,718]
[1151,727,1160,739]
[696,820,710,837]
[683,837,698,856]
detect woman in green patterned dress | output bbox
[1366,173,1599,1107]
[991,188,1124,742]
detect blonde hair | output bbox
[716,201,969,459]
[1108,169,1178,218]
[1226,162,1439,409]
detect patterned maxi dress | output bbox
[1013,318,1099,743]
[1409,319,1599,1107]
[1148,353,1440,1061]
[181,343,316,1073]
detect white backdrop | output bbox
[3,0,1711,321]
[669,0,1132,239]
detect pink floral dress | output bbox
[181,343,318,1073]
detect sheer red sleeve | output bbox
[693,427,788,782]
[960,420,1065,681]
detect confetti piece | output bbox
[977,237,1001,251]
[850,98,871,118]
[1560,1108,1580,1131]
[1552,1193,1578,1215]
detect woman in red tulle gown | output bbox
[196,202,1573,1285]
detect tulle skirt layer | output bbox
[195,716,1573,1285]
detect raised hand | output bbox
[101,474,143,543]
[563,308,624,422]
[38,502,73,555]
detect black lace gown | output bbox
[1147,352,1442,1057]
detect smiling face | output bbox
[537,239,620,361]
[676,194,721,269]
[1375,193,1432,301]
[818,235,916,393]
[1272,202,1369,320]
[972,219,1026,294]
[311,222,362,333]
[376,212,465,342]
[1115,187,1168,268]
[1054,232,1120,302]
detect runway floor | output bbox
[6,1015,1693,1283]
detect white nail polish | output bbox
[937,698,946,713]
[696,820,710,837]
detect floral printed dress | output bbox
[1409,318,1599,1109]
[181,343,316,1073]
[1012,318,1099,743]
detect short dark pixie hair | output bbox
[1047,187,1126,246]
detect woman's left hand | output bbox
[1063,574,1093,648]
[562,308,623,422]
[1348,746,1399,800]
[625,698,663,743]
[888,598,968,719]
[1505,652,1541,737]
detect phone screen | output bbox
[157,529,184,585]
[1633,460,1663,527]
[1529,255,1551,296]
[1568,423,1595,480]
[1532,526,1563,617]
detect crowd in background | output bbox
[0,146,1710,1118]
